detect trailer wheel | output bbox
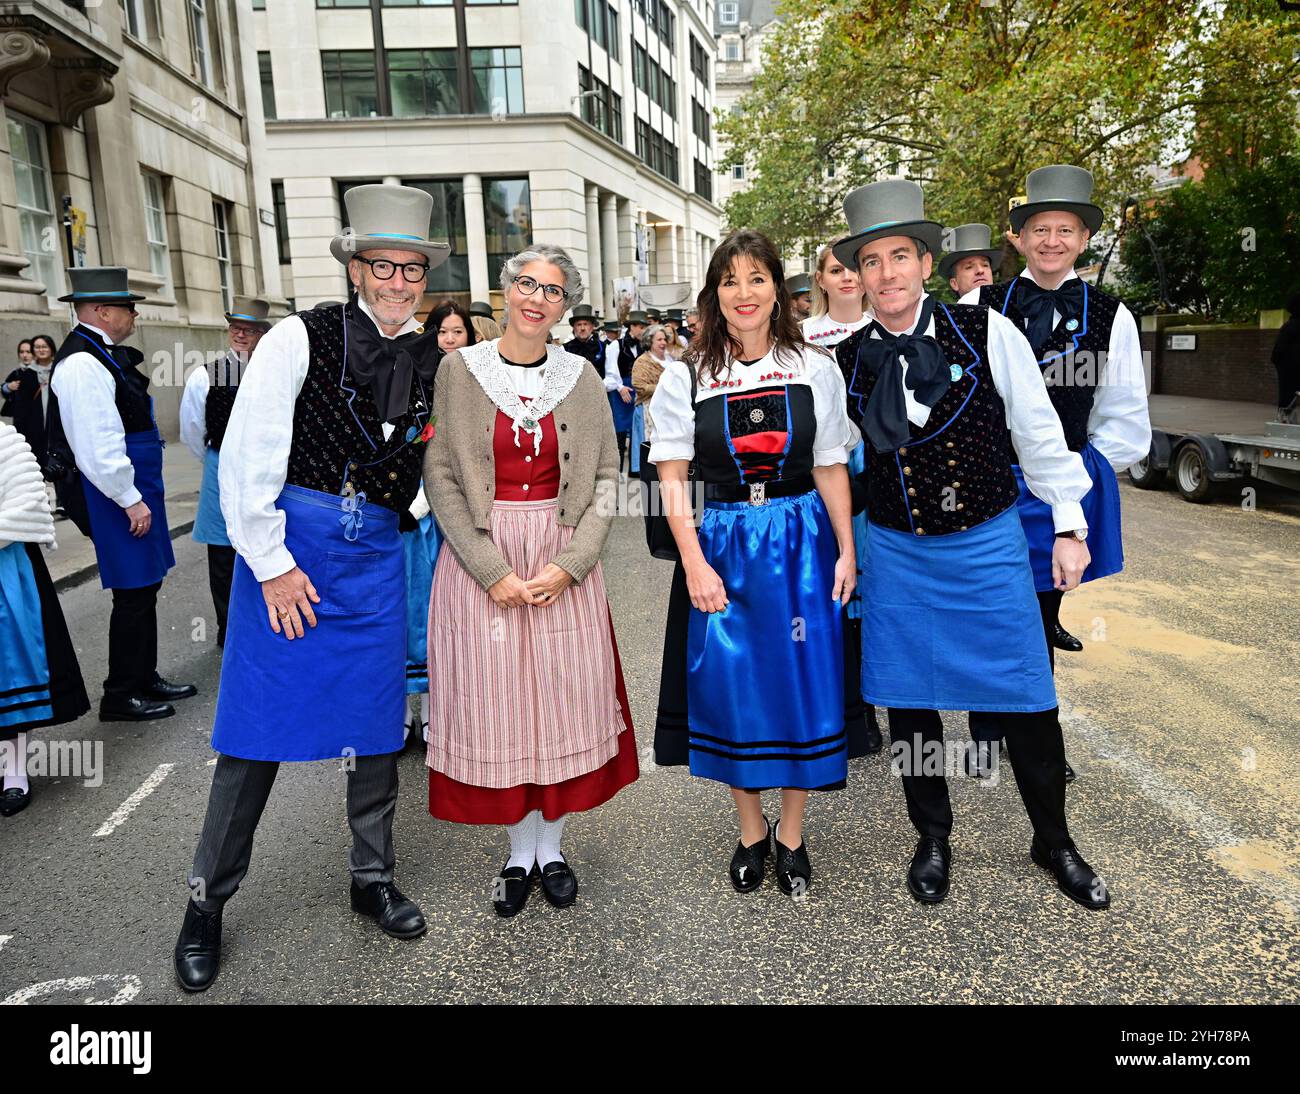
[1173,441,1220,503]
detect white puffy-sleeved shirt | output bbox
[47,322,141,510]
[802,312,869,350]
[219,298,418,583]
[872,292,1092,534]
[960,269,1152,471]
[178,365,209,462]
[648,343,860,470]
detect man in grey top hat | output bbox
[785,272,813,322]
[938,223,1002,298]
[45,267,197,723]
[174,184,450,993]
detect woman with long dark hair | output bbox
[649,229,859,897]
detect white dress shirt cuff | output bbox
[115,485,143,509]
[245,543,297,584]
[1051,501,1087,535]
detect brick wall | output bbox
[1143,326,1280,404]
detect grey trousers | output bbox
[188,751,400,912]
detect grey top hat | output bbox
[785,273,812,296]
[665,308,684,322]
[330,184,452,269]
[568,304,598,324]
[469,300,494,318]
[58,266,145,304]
[224,295,274,330]
[936,224,1003,280]
[833,180,945,269]
[602,319,622,332]
[1009,165,1104,235]
[625,310,649,326]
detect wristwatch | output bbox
[1055,528,1088,542]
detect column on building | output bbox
[285,175,352,306]
[657,222,678,284]
[584,183,604,316]
[616,197,637,285]
[600,192,620,307]
[462,173,491,304]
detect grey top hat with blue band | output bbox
[224,295,274,330]
[58,266,146,303]
[1009,165,1104,235]
[785,273,812,296]
[330,184,452,269]
[936,223,1003,280]
[833,180,945,269]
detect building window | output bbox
[272,181,291,265]
[731,163,745,180]
[633,42,675,118]
[470,48,523,115]
[694,159,712,202]
[724,39,741,62]
[575,1,620,61]
[322,51,380,118]
[121,0,147,38]
[401,179,468,297]
[484,177,531,277]
[141,172,172,292]
[6,113,61,299]
[252,0,265,9]
[635,118,678,183]
[380,0,453,5]
[212,200,233,313]
[692,97,710,143]
[258,52,277,120]
[578,65,623,143]
[187,0,214,88]
[690,36,709,84]
[319,0,372,7]
[719,2,739,25]
[388,49,460,116]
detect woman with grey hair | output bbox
[423,243,638,918]
[629,323,674,476]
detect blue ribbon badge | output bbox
[339,490,367,542]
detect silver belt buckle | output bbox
[748,482,768,506]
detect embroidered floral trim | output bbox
[460,339,584,454]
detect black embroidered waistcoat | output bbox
[564,334,604,376]
[50,325,154,434]
[204,352,241,451]
[616,334,638,382]
[837,303,1020,537]
[979,278,1120,452]
[286,303,430,517]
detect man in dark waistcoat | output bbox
[563,303,604,375]
[173,185,451,992]
[179,297,275,648]
[603,309,646,473]
[46,267,196,722]
[938,222,1001,300]
[962,166,1151,780]
[834,179,1110,911]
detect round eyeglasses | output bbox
[354,256,429,283]
[512,275,568,304]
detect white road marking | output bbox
[93,764,176,838]
[0,935,10,953]
[2,974,141,1005]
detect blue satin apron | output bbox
[192,446,231,546]
[211,484,406,761]
[82,426,175,590]
[0,541,53,729]
[629,403,646,473]
[403,512,443,694]
[609,387,635,434]
[1012,442,1123,592]
[860,504,1056,713]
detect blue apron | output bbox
[192,446,231,546]
[1012,442,1123,592]
[609,387,635,434]
[860,505,1057,713]
[211,484,406,761]
[0,541,53,729]
[629,404,646,473]
[82,426,175,591]
[403,512,443,695]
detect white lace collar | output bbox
[460,338,584,454]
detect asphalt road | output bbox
[1,476,1297,1004]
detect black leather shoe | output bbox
[1064,759,1077,783]
[0,785,31,817]
[773,819,812,897]
[148,676,198,701]
[173,900,222,993]
[492,864,536,917]
[350,880,427,938]
[1030,839,1110,910]
[538,859,578,908]
[907,836,951,903]
[863,706,884,754]
[1051,624,1083,652]
[99,695,175,722]
[729,815,771,893]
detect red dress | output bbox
[427,399,638,824]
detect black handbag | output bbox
[640,364,697,561]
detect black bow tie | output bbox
[344,299,440,422]
[1015,277,1085,356]
[853,296,952,453]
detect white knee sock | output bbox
[505,809,541,871]
[1,733,29,794]
[419,693,430,742]
[535,814,567,867]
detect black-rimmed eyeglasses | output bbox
[512,275,568,304]
[354,256,429,283]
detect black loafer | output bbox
[0,786,31,817]
[729,815,772,893]
[148,676,198,701]
[350,880,427,938]
[1030,839,1110,910]
[99,695,175,722]
[492,864,536,917]
[773,819,812,897]
[538,859,578,908]
[173,899,222,993]
[863,706,884,754]
[1064,759,1077,783]
[1051,624,1084,652]
[907,836,951,903]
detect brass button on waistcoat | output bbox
[956,502,965,511]
[947,459,957,468]
[383,491,392,500]
[388,471,398,481]
[898,447,908,456]
[911,508,920,517]
[915,527,926,535]
[945,441,954,449]
[902,466,912,475]
[907,487,916,497]
[952,481,961,488]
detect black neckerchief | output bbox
[1015,276,1085,357]
[855,295,951,453]
[344,297,441,422]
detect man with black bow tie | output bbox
[174,185,450,992]
[962,167,1151,777]
[835,179,1110,911]
[45,267,197,723]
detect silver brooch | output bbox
[749,407,766,424]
